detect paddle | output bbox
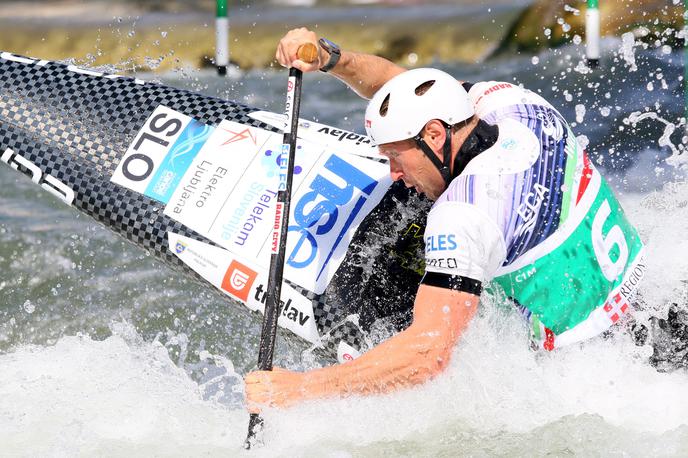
[245,42,319,449]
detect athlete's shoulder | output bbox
[424,199,507,282]
[469,81,554,118]
[461,119,540,177]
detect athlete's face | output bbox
[378,138,446,201]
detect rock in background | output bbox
[494,0,683,56]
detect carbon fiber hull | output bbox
[0,52,427,358]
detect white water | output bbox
[2,178,688,456]
[1,292,687,456]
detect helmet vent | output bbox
[379,93,390,117]
[415,80,436,96]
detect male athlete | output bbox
[244,28,645,410]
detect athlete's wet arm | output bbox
[244,284,479,410]
[276,27,405,99]
[327,51,405,99]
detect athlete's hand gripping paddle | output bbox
[245,42,318,449]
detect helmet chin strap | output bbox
[413,126,453,187]
[413,119,500,189]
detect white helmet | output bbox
[364,68,474,145]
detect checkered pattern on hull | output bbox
[0,55,370,357]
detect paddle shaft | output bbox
[245,42,317,448]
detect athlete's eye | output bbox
[379,149,399,159]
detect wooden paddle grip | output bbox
[297,43,318,64]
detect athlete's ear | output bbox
[422,120,446,150]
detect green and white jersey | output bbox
[424,81,645,350]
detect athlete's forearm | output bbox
[328,51,406,100]
[295,288,478,401]
[301,323,453,400]
[244,288,478,410]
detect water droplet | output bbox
[23,300,35,314]
[564,4,581,15]
[531,56,540,65]
[577,135,590,149]
[620,32,638,71]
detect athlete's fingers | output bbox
[244,368,303,411]
[277,27,320,71]
[244,372,271,412]
[245,387,273,414]
[276,41,289,68]
[291,59,319,73]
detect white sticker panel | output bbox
[112,106,192,194]
[249,110,383,160]
[168,232,320,344]
[163,119,274,233]
[278,151,391,294]
[164,119,323,262]
[116,107,394,298]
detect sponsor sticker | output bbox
[123,111,390,296]
[111,106,194,195]
[424,234,458,253]
[248,111,380,159]
[220,126,258,146]
[337,340,361,363]
[284,152,390,293]
[284,77,295,134]
[167,232,321,343]
[162,119,314,260]
[144,119,214,203]
[278,143,290,191]
[425,257,460,269]
[175,240,187,254]
[272,202,284,254]
[501,138,517,150]
[221,260,258,302]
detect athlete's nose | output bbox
[389,159,404,182]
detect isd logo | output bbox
[221,260,258,302]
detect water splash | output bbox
[625,112,687,168]
[620,32,638,72]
